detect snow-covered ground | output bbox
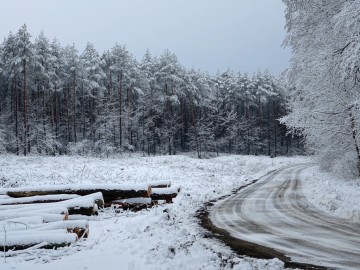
[1,154,357,270]
[0,154,306,270]
[301,165,360,223]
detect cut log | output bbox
[148,180,171,188]
[6,184,151,202]
[67,215,98,221]
[0,213,68,223]
[58,192,103,216]
[28,220,89,238]
[111,197,152,211]
[151,186,181,203]
[0,205,69,215]
[0,216,45,230]
[67,206,96,216]
[152,200,166,206]
[0,203,69,222]
[0,192,103,216]
[0,221,87,239]
[112,197,152,204]
[0,203,69,212]
[0,206,69,221]
[0,230,77,251]
[0,194,80,205]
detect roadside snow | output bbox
[301,165,360,223]
[0,154,307,270]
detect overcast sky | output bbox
[0,0,289,75]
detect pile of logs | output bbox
[0,180,181,252]
[110,180,181,211]
[0,192,101,251]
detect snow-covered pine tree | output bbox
[15,25,33,156]
[0,26,297,157]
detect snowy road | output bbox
[209,164,360,269]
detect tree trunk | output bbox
[258,94,263,154]
[43,82,48,154]
[15,77,19,155]
[23,59,28,156]
[245,97,250,155]
[118,71,123,148]
[81,84,85,141]
[73,73,77,143]
[349,110,360,176]
[54,86,59,148]
[273,99,278,157]
[267,100,271,156]
[66,86,71,142]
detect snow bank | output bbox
[301,165,360,222]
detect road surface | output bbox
[209,164,360,269]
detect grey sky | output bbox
[0,0,289,75]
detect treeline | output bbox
[0,25,302,157]
[282,1,360,177]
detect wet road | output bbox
[209,164,360,269]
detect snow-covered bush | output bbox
[332,152,358,179]
[318,148,339,173]
[0,126,6,153]
[94,140,117,158]
[67,140,94,156]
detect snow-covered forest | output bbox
[282,0,360,177]
[0,25,302,158]
[2,1,360,269]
